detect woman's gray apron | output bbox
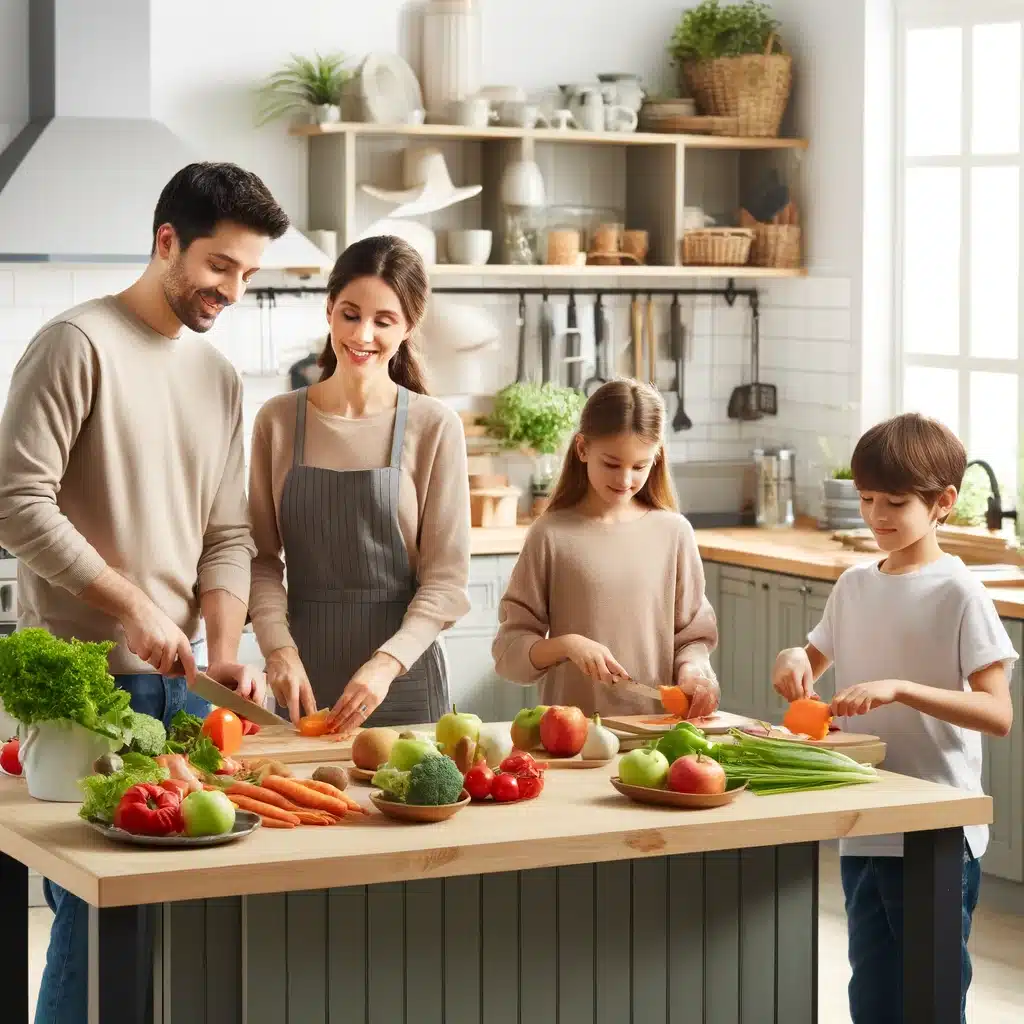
[278,387,449,727]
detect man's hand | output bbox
[206,660,268,708]
[121,597,196,683]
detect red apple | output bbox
[667,753,726,795]
[539,705,588,757]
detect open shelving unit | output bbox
[292,122,808,282]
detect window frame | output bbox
[894,0,1024,488]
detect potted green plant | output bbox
[256,53,353,126]
[668,0,791,137]
[485,383,586,508]
[0,629,130,801]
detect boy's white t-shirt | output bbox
[807,553,1017,860]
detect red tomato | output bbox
[464,763,495,801]
[516,774,544,801]
[1,738,21,776]
[500,751,543,776]
[491,773,520,803]
[201,708,244,756]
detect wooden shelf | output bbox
[428,263,806,279]
[292,120,809,151]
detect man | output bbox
[0,161,287,1024]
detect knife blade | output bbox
[182,670,283,727]
[611,678,663,702]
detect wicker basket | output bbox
[750,224,801,268]
[680,34,793,138]
[681,228,754,267]
[640,112,739,136]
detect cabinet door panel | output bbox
[982,619,1023,881]
[704,561,723,679]
[765,575,807,720]
[718,568,759,717]
[804,582,835,701]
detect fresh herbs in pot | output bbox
[670,0,781,64]
[0,629,129,741]
[485,382,585,456]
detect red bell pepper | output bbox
[114,783,184,836]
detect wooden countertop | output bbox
[0,757,989,909]
[470,523,1024,618]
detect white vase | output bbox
[313,103,342,124]
[422,0,482,121]
[18,720,118,802]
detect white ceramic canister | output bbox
[19,719,118,802]
[422,0,482,121]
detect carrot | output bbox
[227,794,301,826]
[259,816,297,829]
[300,779,366,814]
[227,782,301,812]
[294,810,340,826]
[260,775,351,817]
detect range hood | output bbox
[0,0,330,273]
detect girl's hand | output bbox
[677,661,720,719]
[265,647,318,725]
[328,652,404,735]
[831,680,903,718]
[560,635,629,684]
[773,647,815,702]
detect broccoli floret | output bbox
[371,766,411,801]
[123,711,167,757]
[406,755,464,806]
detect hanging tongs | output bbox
[515,292,527,383]
[583,293,610,396]
[540,291,554,384]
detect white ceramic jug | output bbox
[19,720,117,802]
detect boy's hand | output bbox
[831,680,903,718]
[772,647,815,701]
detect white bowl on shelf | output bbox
[447,229,492,265]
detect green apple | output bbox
[618,748,671,789]
[510,705,549,751]
[387,737,441,772]
[181,789,236,837]
[435,705,481,756]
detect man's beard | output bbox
[162,259,230,333]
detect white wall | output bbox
[0,0,874,513]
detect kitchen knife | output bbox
[611,678,663,702]
[185,670,283,727]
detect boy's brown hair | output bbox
[851,413,966,519]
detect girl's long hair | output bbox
[318,235,430,393]
[547,379,678,513]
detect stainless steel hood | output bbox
[0,0,329,272]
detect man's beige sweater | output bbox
[0,296,255,674]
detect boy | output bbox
[773,413,1016,1024]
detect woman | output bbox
[248,236,471,733]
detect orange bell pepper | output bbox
[782,697,832,740]
[659,685,691,719]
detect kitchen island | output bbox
[1,755,989,1024]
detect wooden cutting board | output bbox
[602,711,758,736]
[744,728,887,767]
[238,725,355,765]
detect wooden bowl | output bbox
[610,777,746,809]
[370,789,471,822]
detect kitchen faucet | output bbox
[965,459,1018,532]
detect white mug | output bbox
[498,101,550,129]
[605,105,639,132]
[549,109,577,130]
[451,96,494,129]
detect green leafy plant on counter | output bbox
[256,52,353,126]
[670,0,781,64]
[831,466,853,480]
[0,629,130,741]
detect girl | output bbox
[492,379,719,718]
[247,235,471,732]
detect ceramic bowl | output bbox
[370,789,471,822]
[447,229,493,266]
[610,777,746,809]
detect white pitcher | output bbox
[19,720,118,802]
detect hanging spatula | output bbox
[727,299,776,420]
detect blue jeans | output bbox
[35,675,211,1024]
[840,844,981,1024]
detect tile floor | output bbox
[26,850,1024,1021]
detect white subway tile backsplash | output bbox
[0,271,13,306]
[14,269,73,308]
[72,268,139,303]
[0,308,49,344]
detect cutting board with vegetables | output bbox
[739,727,886,767]
[602,711,758,736]
[239,726,355,765]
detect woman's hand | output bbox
[772,647,816,702]
[559,635,629,683]
[264,647,318,725]
[677,660,720,719]
[328,652,404,735]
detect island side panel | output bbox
[159,848,820,1023]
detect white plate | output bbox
[360,52,424,125]
[87,810,261,848]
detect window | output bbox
[896,2,1024,498]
